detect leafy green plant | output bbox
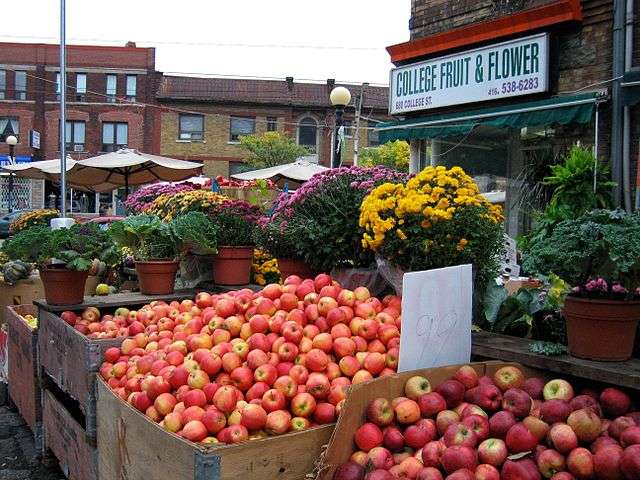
[253,216,308,260]
[544,145,615,213]
[522,210,640,297]
[2,223,117,271]
[239,131,309,169]
[109,213,217,261]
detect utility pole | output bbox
[353,83,367,166]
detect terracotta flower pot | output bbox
[135,260,179,295]
[563,295,640,361]
[277,257,314,281]
[40,266,89,305]
[212,246,254,286]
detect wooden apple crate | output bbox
[6,304,41,441]
[96,378,335,480]
[35,290,195,441]
[317,361,547,480]
[42,387,97,480]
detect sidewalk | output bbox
[0,405,63,480]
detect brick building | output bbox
[381,0,640,236]
[155,76,389,177]
[0,41,161,212]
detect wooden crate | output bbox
[317,361,547,480]
[97,379,334,480]
[42,387,97,480]
[36,290,196,440]
[6,304,41,436]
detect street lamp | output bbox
[330,86,351,168]
[5,134,17,213]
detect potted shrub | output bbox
[522,209,640,361]
[1,223,117,305]
[208,199,261,286]
[254,213,312,281]
[271,166,409,277]
[109,212,217,295]
[359,166,505,297]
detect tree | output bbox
[239,131,309,169]
[359,140,410,172]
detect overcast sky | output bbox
[2,1,410,85]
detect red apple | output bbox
[291,392,317,418]
[548,423,579,454]
[333,461,365,480]
[502,388,532,418]
[594,446,623,480]
[418,392,447,418]
[567,408,602,443]
[501,458,541,480]
[440,445,477,474]
[182,420,208,442]
[621,445,640,479]
[462,414,490,441]
[478,438,508,467]
[421,440,446,468]
[436,380,465,408]
[543,380,574,402]
[600,388,632,418]
[366,398,395,427]
[454,365,479,390]
[621,426,640,447]
[404,375,432,400]
[567,447,594,479]
[537,448,566,478]
[394,399,421,424]
[540,400,572,424]
[354,422,383,452]
[505,422,538,453]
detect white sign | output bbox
[389,33,549,115]
[398,264,473,372]
[29,130,40,149]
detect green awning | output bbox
[622,70,640,106]
[378,92,603,143]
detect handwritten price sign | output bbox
[398,264,473,372]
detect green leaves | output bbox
[528,341,568,356]
[360,140,410,172]
[239,131,310,169]
[170,211,218,256]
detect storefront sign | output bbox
[389,33,549,115]
[398,264,472,372]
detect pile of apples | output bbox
[60,307,149,339]
[99,274,402,445]
[333,365,640,480]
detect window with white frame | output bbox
[267,116,278,132]
[102,122,128,152]
[75,73,87,101]
[106,74,117,102]
[126,75,136,101]
[62,121,86,152]
[179,114,204,141]
[368,121,380,147]
[0,71,5,100]
[297,117,318,152]
[229,117,255,142]
[0,117,19,142]
[14,71,26,100]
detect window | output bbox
[298,117,318,152]
[126,75,137,101]
[102,122,128,152]
[106,74,117,102]
[75,73,87,101]
[179,114,204,141]
[229,117,255,142]
[63,121,86,151]
[368,121,380,147]
[0,71,5,100]
[14,71,26,100]
[0,117,19,142]
[267,116,278,132]
[343,120,353,138]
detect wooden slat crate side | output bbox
[97,379,334,480]
[6,304,40,432]
[42,388,97,480]
[318,361,548,480]
[37,309,121,417]
[34,290,196,313]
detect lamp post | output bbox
[329,86,351,168]
[5,134,17,213]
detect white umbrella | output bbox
[231,160,329,182]
[71,149,204,193]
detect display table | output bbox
[472,331,640,390]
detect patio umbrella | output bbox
[70,149,204,194]
[231,160,329,182]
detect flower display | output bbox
[261,166,409,272]
[208,199,262,246]
[145,190,228,222]
[10,209,61,234]
[359,165,504,289]
[124,182,200,214]
[251,248,280,285]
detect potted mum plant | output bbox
[254,212,312,280]
[208,199,261,285]
[359,166,505,297]
[109,212,217,294]
[2,223,117,305]
[522,209,640,361]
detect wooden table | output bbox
[472,331,640,390]
[33,290,196,313]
